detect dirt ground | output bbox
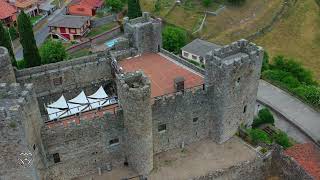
[76,137,257,180]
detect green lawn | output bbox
[68,48,91,59]
[29,15,43,25]
[86,22,118,38]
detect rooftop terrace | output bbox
[119,53,204,98]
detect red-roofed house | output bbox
[285,143,320,179]
[15,0,39,17]
[0,0,18,27]
[66,0,104,16]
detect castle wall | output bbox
[15,53,113,98]
[0,47,16,83]
[152,86,211,154]
[41,111,125,180]
[0,83,46,180]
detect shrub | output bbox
[261,51,269,72]
[249,129,272,145]
[162,26,187,54]
[154,0,161,12]
[9,26,18,40]
[272,131,292,149]
[17,59,27,69]
[106,0,124,12]
[293,85,320,108]
[188,60,200,66]
[40,40,67,64]
[202,0,212,7]
[252,108,274,128]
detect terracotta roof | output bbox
[285,143,320,179]
[69,0,103,8]
[119,53,204,98]
[0,0,17,20]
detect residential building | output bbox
[66,0,104,16]
[181,38,221,64]
[48,15,91,41]
[15,0,39,17]
[0,0,18,27]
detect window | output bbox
[69,28,76,34]
[192,55,197,60]
[193,117,198,123]
[158,124,166,132]
[109,138,119,146]
[243,105,247,113]
[53,153,61,163]
[183,52,189,57]
[53,77,63,86]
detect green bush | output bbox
[154,0,161,12]
[162,26,187,54]
[105,0,124,12]
[272,131,293,149]
[40,40,67,64]
[252,108,274,128]
[293,85,320,107]
[17,59,27,69]
[188,59,200,66]
[261,51,269,72]
[202,0,212,7]
[249,129,272,145]
[9,26,18,40]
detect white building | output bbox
[181,38,221,64]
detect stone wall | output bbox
[0,83,46,180]
[152,85,211,154]
[205,39,263,143]
[0,47,16,83]
[41,111,125,180]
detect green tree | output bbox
[262,51,269,72]
[9,26,18,40]
[252,108,274,128]
[128,0,142,19]
[17,11,41,67]
[249,129,272,145]
[272,131,292,149]
[40,40,67,64]
[162,26,187,54]
[202,0,212,7]
[0,22,16,66]
[154,0,161,12]
[106,0,124,12]
[228,0,246,5]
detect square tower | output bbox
[205,39,264,143]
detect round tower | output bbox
[116,71,153,176]
[0,46,16,83]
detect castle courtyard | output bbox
[76,137,257,180]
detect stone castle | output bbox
[0,12,265,180]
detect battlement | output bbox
[152,84,205,106]
[124,12,161,26]
[206,39,263,70]
[117,71,151,99]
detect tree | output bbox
[228,0,246,5]
[202,0,212,7]
[252,108,274,128]
[262,51,269,72]
[40,40,67,64]
[106,0,124,12]
[0,22,16,66]
[9,26,18,40]
[128,0,142,19]
[162,26,187,54]
[154,0,161,12]
[17,11,41,67]
[272,131,292,149]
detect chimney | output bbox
[174,77,185,92]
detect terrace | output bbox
[119,53,204,98]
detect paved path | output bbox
[257,80,320,144]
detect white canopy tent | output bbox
[46,86,116,121]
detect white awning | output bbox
[87,86,108,99]
[46,107,67,120]
[47,95,68,109]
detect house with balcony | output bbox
[0,0,18,27]
[48,15,91,41]
[15,0,39,17]
[66,0,104,16]
[181,38,221,64]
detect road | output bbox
[257,80,320,144]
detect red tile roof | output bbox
[70,0,103,8]
[285,143,320,179]
[0,0,17,20]
[119,53,204,98]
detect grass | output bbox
[255,0,320,81]
[29,15,43,25]
[86,22,118,38]
[68,48,91,59]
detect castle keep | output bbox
[0,12,264,179]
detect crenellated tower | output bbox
[116,71,153,176]
[205,39,264,143]
[124,12,162,54]
[0,46,16,83]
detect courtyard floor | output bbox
[76,137,257,180]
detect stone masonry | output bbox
[0,13,273,179]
